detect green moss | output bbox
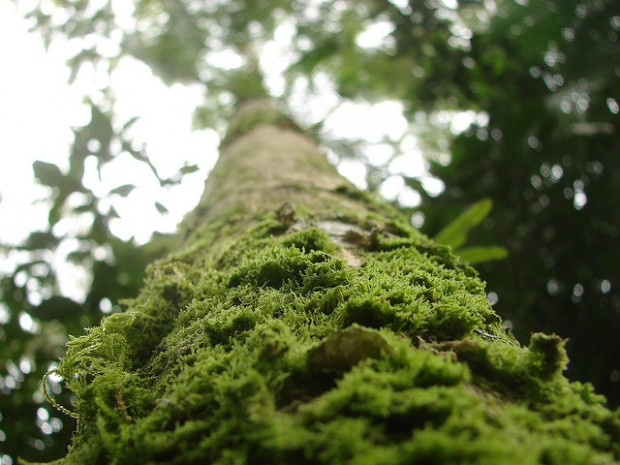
[281,228,339,254]
[46,212,620,465]
[527,332,568,378]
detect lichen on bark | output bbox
[42,101,620,465]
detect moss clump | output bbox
[47,212,620,465]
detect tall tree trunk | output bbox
[181,100,375,247]
[48,100,619,465]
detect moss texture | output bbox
[44,220,620,465]
[40,102,620,465]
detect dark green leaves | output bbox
[33,161,65,188]
[179,164,199,175]
[110,185,137,197]
[22,231,59,251]
[155,201,169,214]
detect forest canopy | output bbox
[0,0,618,462]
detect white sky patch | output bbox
[337,159,367,189]
[326,100,408,143]
[51,239,92,301]
[356,20,395,50]
[440,0,459,10]
[19,312,38,333]
[91,57,218,243]
[430,109,489,135]
[287,73,342,125]
[0,2,83,244]
[260,40,288,97]
[204,49,246,71]
[421,177,446,196]
[388,152,427,177]
[0,2,216,300]
[380,175,405,200]
[387,0,410,14]
[111,0,136,31]
[364,143,394,166]
[0,303,10,324]
[398,186,422,207]
[450,111,477,133]
[260,18,299,98]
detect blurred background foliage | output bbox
[1,0,618,462]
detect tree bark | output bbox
[48,100,619,465]
[181,99,372,247]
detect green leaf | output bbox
[23,231,59,250]
[122,116,140,131]
[455,245,508,264]
[179,164,199,175]
[434,198,493,248]
[73,200,96,213]
[403,176,425,193]
[155,201,169,214]
[33,161,64,187]
[110,184,136,197]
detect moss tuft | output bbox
[527,332,568,378]
[307,326,392,373]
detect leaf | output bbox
[122,116,140,131]
[89,104,114,157]
[179,164,199,175]
[110,184,136,197]
[33,161,64,187]
[403,176,425,193]
[14,259,47,274]
[73,201,95,213]
[155,201,169,214]
[434,198,493,248]
[67,250,92,263]
[455,245,508,264]
[123,142,148,162]
[23,231,59,250]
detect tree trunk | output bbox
[49,100,619,465]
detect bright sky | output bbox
[0,1,447,302]
[0,2,218,245]
[0,2,219,299]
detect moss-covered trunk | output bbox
[47,100,619,465]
